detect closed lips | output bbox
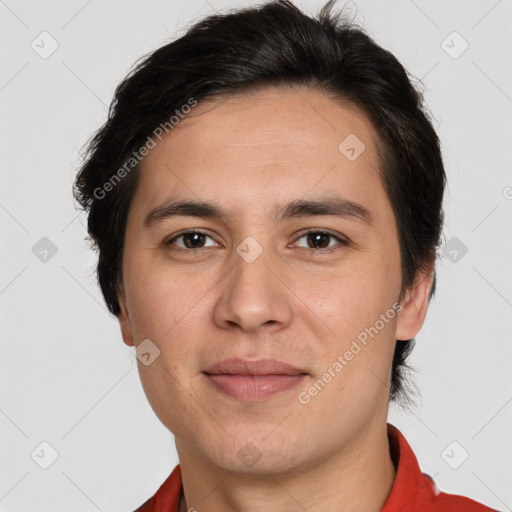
[202,358,308,376]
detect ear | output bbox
[395,259,435,341]
[118,289,135,347]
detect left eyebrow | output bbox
[143,195,375,230]
[276,196,375,227]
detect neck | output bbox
[176,420,397,512]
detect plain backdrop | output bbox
[1,0,511,510]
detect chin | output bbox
[201,426,313,476]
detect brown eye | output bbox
[293,230,348,251]
[306,232,330,249]
[166,231,217,250]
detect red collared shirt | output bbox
[133,423,497,511]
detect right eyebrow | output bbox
[143,200,228,230]
[143,196,375,230]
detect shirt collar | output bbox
[382,422,429,510]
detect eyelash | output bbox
[164,229,349,253]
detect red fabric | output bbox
[133,423,496,511]
[133,464,181,512]
[381,424,496,512]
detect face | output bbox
[118,87,431,475]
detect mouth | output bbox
[202,358,309,401]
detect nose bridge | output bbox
[213,233,293,332]
[233,235,275,288]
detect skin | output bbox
[117,87,433,512]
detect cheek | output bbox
[292,261,398,338]
[137,357,203,437]
[291,257,399,387]
[127,268,204,430]
[124,259,210,383]
[124,258,185,339]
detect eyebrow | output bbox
[143,196,375,230]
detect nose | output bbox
[213,240,293,333]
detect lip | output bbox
[203,358,306,376]
[203,358,308,401]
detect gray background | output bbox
[1,0,511,510]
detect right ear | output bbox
[118,291,135,347]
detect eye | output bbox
[165,230,218,250]
[291,230,348,251]
[164,229,349,252]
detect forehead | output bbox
[133,87,386,219]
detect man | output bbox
[73,1,497,510]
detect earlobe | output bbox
[118,296,135,347]
[395,264,434,342]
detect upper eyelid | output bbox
[166,229,219,246]
[292,229,348,243]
